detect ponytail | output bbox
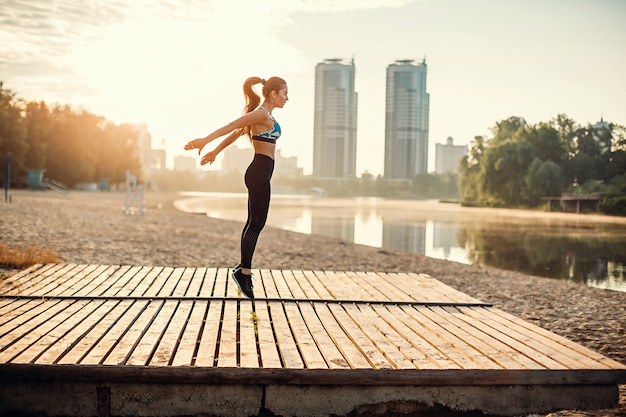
[242,76,287,138]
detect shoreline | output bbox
[1,190,625,415]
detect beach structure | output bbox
[1,264,624,416]
[123,170,144,215]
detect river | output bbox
[175,192,626,292]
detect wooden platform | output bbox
[1,263,625,417]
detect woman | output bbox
[184,76,288,299]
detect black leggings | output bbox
[240,154,274,269]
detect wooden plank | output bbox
[184,267,206,297]
[429,306,533,369]
[80,300,150,365]
[212,268,228,298]
[254,300,282,368]
[313,302,370,369]
[30,300,110,365]
[487,307,624,369]
[141,267,174,298]
[125,300,179,366]
[1,264,65,296]
[300,270,334,299]
[314,271,352,300]
[260,269,279,299]
[0,300,66,351]
[149,300,194,366]
[389,304,479,369]
[44,264,100,296]
[91,265,141,296]
[172,300,208,366]
[97,265,144,297]
[73,265,127,297]
[402,273,483,304]
[341,303,415,369]
[281,270,307,299]
[58,300,131,365]
[194,300,223,367]
[197,268,218,297]
[271,270,294,299]
[267,301,304,368]
[327,303,391,369]
[406,305,502,369]
[20,264,85,296]
[239,301,259,368]
[0,299,40,327]
[363,272,413,302]
[103,300,164,366]
[0,300,91,363]
[344,271,392,301]
[371,304,457,369]
[38,299,118,365]
[156,267,185,297]
[114,266,156,297]
[283,302,327,369]
[225,268,242,298]
[298,302,349,369]
[290,270,323,300]
[217,300,238,367]
[331,271,373,301]
[357,303,438,370]
[171,267,195,297]
[453,306,563,369]
[392,273,451,303]
[0,264,48,294]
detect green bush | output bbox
[599,196,626,216]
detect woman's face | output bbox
[272,86,289,108]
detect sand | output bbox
[1,189,625,416]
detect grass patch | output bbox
[0,243,59,269]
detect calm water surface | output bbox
[176,192,626,292]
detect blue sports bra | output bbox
[252,107,281,143]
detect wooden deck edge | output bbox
[2,363,625,386]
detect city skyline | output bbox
[2,0,624,176]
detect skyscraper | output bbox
[384,59,430,180]
[313,58,358,179]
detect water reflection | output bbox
[176,193,626,292]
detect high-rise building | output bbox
[384,59,429,180]
[435,137,467,174]
[313,58,358,179]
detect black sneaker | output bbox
[232,268,254,299]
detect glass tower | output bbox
[313,58,358,179]
[384,59,430,180]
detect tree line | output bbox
[0,82,141,188]
[457,115,626,215]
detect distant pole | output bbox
[4,155,10,203]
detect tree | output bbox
[480,139,536,206]
[0,83,27,184]
[523,158,562,206]
[23,101,51,169]
[458,136,485,204]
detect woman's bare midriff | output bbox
[252,140,276,160]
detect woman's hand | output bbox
[201,150,218,165]
[184,138,208,154]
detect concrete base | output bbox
[0,381,619,417]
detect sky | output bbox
[1,0,625,176]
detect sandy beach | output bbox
[1,189,624,416]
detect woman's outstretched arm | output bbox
[200,128,244,165]
[184,109,266,154]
